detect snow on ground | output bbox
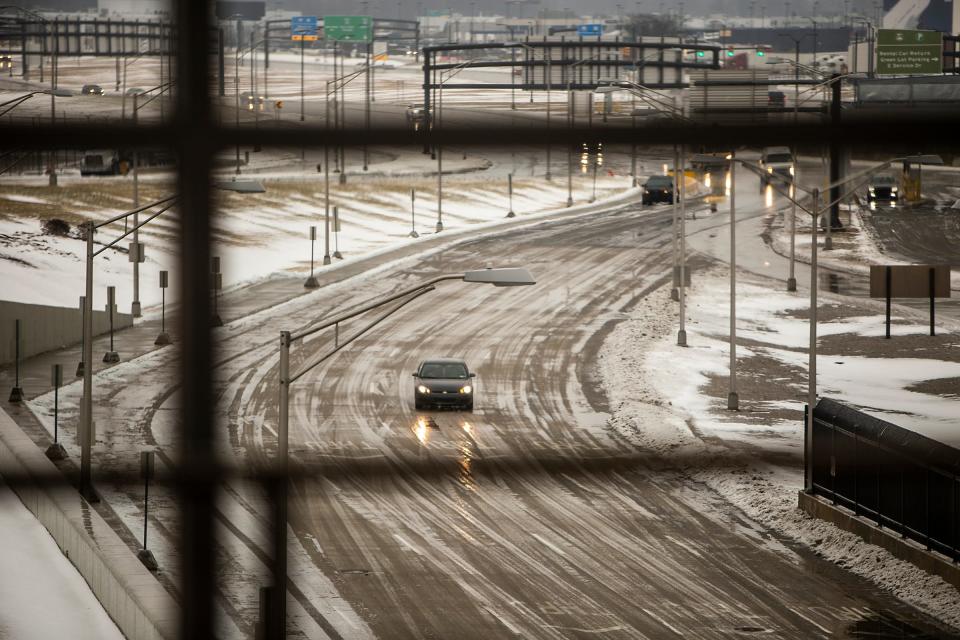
[766,194,960,291]
[597,269,960,629]
[1,165,633,311]
[0,475,125,640]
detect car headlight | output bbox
[417,385,430,394]
[459,385,472,394]
[868,187,875,194]
[891,186,898,192]
[767,167,773,174]
[789,166,795,176]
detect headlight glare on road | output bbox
[417,385,431,394]
[459,385,473,394]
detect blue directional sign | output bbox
[577,24,604,37]
[291,16,318,40]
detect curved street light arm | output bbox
[292,273,467,342]
[94,194,180,230]
[289,286,437,384]
[92,201,177,258]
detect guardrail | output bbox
[809,397,959,563]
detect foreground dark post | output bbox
[507,173,515,217]
[176,0,217,632]
[929,267,936,337]
[45,364,67,460]
[8,319,23,402]
[138,450,158,571]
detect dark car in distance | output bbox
[642,175,675,205]
[867,174,898,205]
[413,358,475,411]
[81,84,104,96]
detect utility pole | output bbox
[131,94,142,317]
[300,29,305,122]
[728,152,738,410]
[828,73,843,232]
[677,146,687,347]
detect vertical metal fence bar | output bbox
[830,419,836,504]
[853,421,859,516]
[925,468,931,551]
[876,430,882,528]
[953,475,957,563]
[176,1,216,637]
[901,462,906,539]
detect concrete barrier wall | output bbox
[0,408,179,640]
[0,300,133,365]
[798,491,960,590]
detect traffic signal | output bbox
[726,49,735,57]
[696,50,705,58]
[756,49,766,57]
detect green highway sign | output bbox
[324,15,373,42]
[876,29,942,75]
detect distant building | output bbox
[98,0,169,17]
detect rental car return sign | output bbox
[877,29,943,75]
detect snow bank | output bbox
[597,272,960,629]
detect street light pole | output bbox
[806,188,819,492]
[677,146,687,347]
[671,145,679,301]
[132,94,141,318]
[788,178,797,291]
[80,222,95,502]
[728,151,738,410]
[545,46,552,181]
[567,87,573,207]
[300,32,305,122]
[437,145,444,231]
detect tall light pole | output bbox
[777,32,814,125]
[671,145,679,301]
[79,195,178,501]
[677,145,687,347]
[727,151,738,409]
[433,60,470,231]
[274,267,535,633]
[77,181,264,501]
[788,172,797,291]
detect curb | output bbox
[0,407,178,640]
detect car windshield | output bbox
[766,153,792,163]
[873,175,895,186]
[420,363,468,379]
[646,176,673,188]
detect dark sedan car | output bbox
[413,358,475,411]
[81,84,104,96]
[867,174,898,205]
[642,175,676,205]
